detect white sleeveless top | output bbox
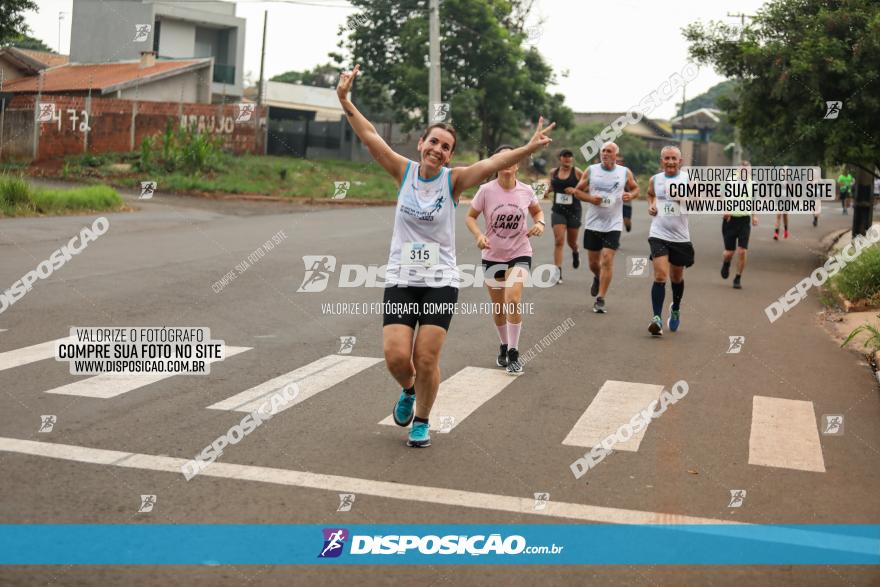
[585,163,628,232]
[386,161,460,287]
[649,171,690,242]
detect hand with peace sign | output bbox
[337,64,361,101]
[526,116,556,154]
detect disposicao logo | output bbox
[318,528,349,558]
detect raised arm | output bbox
[451,117,555,195]
[337,65,408,183]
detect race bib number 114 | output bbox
[658,201,681,217]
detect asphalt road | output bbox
[0,185,878,585]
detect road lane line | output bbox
[562,380,665,450]
[378,367,516,432]
[207,354,382,414]
[44,346,253,398]
[0,338,71,372]
[749,396,826,472]
[0,436,741,525]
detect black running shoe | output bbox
[593,297,606,313]
[733,275,742,289]
[506,348,523,375]
[572,251,580,269]
[590,276,600,297]
[496,344,509,367]
[813,216,818,227]
[721,261,730,279]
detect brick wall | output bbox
[1,94,265,161]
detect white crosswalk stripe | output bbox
[44,346,253,398]
[207,354,382,414]
[562,380,664,450]
[0,335,833,479]
[748,396,826,472]
[0,337,72,372]
[378,367,517,432]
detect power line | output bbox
[172,0,353,7]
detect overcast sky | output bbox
[24,0,767,119]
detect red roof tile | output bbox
[14,49,69,68]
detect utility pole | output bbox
[428,0,441,122]
[258,10,268,107]
[258,10,268,155]
[727,12,752,165]
[58,12,67,54]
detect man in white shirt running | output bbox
[646,146,694,336]
[572,142,639,313]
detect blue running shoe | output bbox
[649,315,663,336]
[668,303,680,332]
[407,421,431,447]
[392,390,415,427]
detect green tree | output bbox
[539,122,658,178]
[0,0,38,46]
[677,79,736,112]
[7,33,54,52]
[270,62,337,88]
[676,80,736,146]
[336,0,572,155]
[684,0,880,177]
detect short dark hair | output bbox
[421,123,457,152]
[493,144,516,155]
[559,149,574,158]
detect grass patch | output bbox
[0,175,123,217]
[31,185,123,214]
[38,153,487,201]
[5,148,639,202]
[830,245,880,306]
[842,314,880,353]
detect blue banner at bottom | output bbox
[1,525,878,565]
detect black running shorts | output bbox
[382,285,459,330]
[481,256,532,281]
[551,211,581,229]
[722,216,751,251]
[648,237,695,268]
[583,229,621,251]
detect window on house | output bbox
[152,20,161,53]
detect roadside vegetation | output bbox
[2,136,490,201]
[831,246,880,308]
[0,175,123,217]
[842,315,880,355]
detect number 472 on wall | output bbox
[38,105,91,132]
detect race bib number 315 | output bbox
[402,241,439,267]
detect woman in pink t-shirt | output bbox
[466,145,545,375]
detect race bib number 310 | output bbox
[402,241,439,267]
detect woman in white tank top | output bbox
[336,65,555,448]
